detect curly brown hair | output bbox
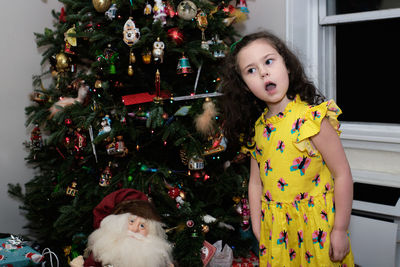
[218,31,325,149]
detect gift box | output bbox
[232,251,259,267]
[0,237,43,267]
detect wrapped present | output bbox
[232,251,259,267]
[0,237,43,267]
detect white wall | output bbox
[0,1,285,235]
[0,0,62,235]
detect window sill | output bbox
[340,122,400,152]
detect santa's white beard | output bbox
[87,214,173,267]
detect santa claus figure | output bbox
[70,189,174,267]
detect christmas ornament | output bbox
[203,131,227,156]
[59,7,66,23]
[210,35,228,58]
[92,0,111,13]
[153,0,167,25]
[142,50,152,64]
[30,124,43,151]
[98,115,112,136]
[123,17,140,47]
[177,53,192,75]
[236,0,249,13]
[30,91,47,104]
[128,51,136,76]
[167,28,184,45]
[55,52,70,73]
[196,9,208,44]
[106,136,128,157]
[64,25,77,55]
[144,2,152,15]
[235,197,250,230]
[152,37,165,64]
[105,3,117,20]
[99,162,112,186]
[154,69,162,102]
[74,128,87,155]
[195,97,217,136]
[97,44,119,74]
[66,181,78,196]
[177,0,197,20]
[165,2,176,18]
[188,156,204,170]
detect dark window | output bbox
[336,18,400,123]
[328,0,400,15]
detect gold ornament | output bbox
[92,0,112,12]
[130,52,136,64]
[128,65,134,76]
[55,52,70,72]
[142,51,152,64]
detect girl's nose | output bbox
[260,66,269,77]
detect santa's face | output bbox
[127,215,148,237]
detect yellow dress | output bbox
[247,95,354,267]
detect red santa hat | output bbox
[93,188,160,229]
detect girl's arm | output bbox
[248,157,263,241]
[311,118,353,262]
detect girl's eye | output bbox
[265,59,273,65]
[247,68,256,74]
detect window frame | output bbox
[286,0,400,154]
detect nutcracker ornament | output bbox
[152,37,165,64]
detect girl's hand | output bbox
[329,229,350,262]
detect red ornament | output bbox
[59,7,66,23]
[168,187,180,199]
[167,28,184,45]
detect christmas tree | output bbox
[8,0,254,266]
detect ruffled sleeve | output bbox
[293,100,342,156]
[240,139,259,161]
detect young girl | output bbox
[220,31,354,266]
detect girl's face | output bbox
[237,39,290,109]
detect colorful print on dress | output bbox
[263,123,276,140]
[303,214,308,224]
[312,174,320,186]
[264,159,273,176]
[308,196,315,207]
[305,251,314,263]
[286,212,293,225]
[290,156,311,176]
[291,118,305,134]
[260,244,267,256]
[264,190,273,205]
[312,110,321,120]
[289,248,296,261]
[312,229,327,249]
[277,230,288,249]
[297,230,304,248]
[277,178,288,191]
[276,140,285,153]
[276,202,283,209]
[295,192,309,202]
[277,111,285,118]
[253,145,263,157]
[261,209,265,221]
[321,210,328,222]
